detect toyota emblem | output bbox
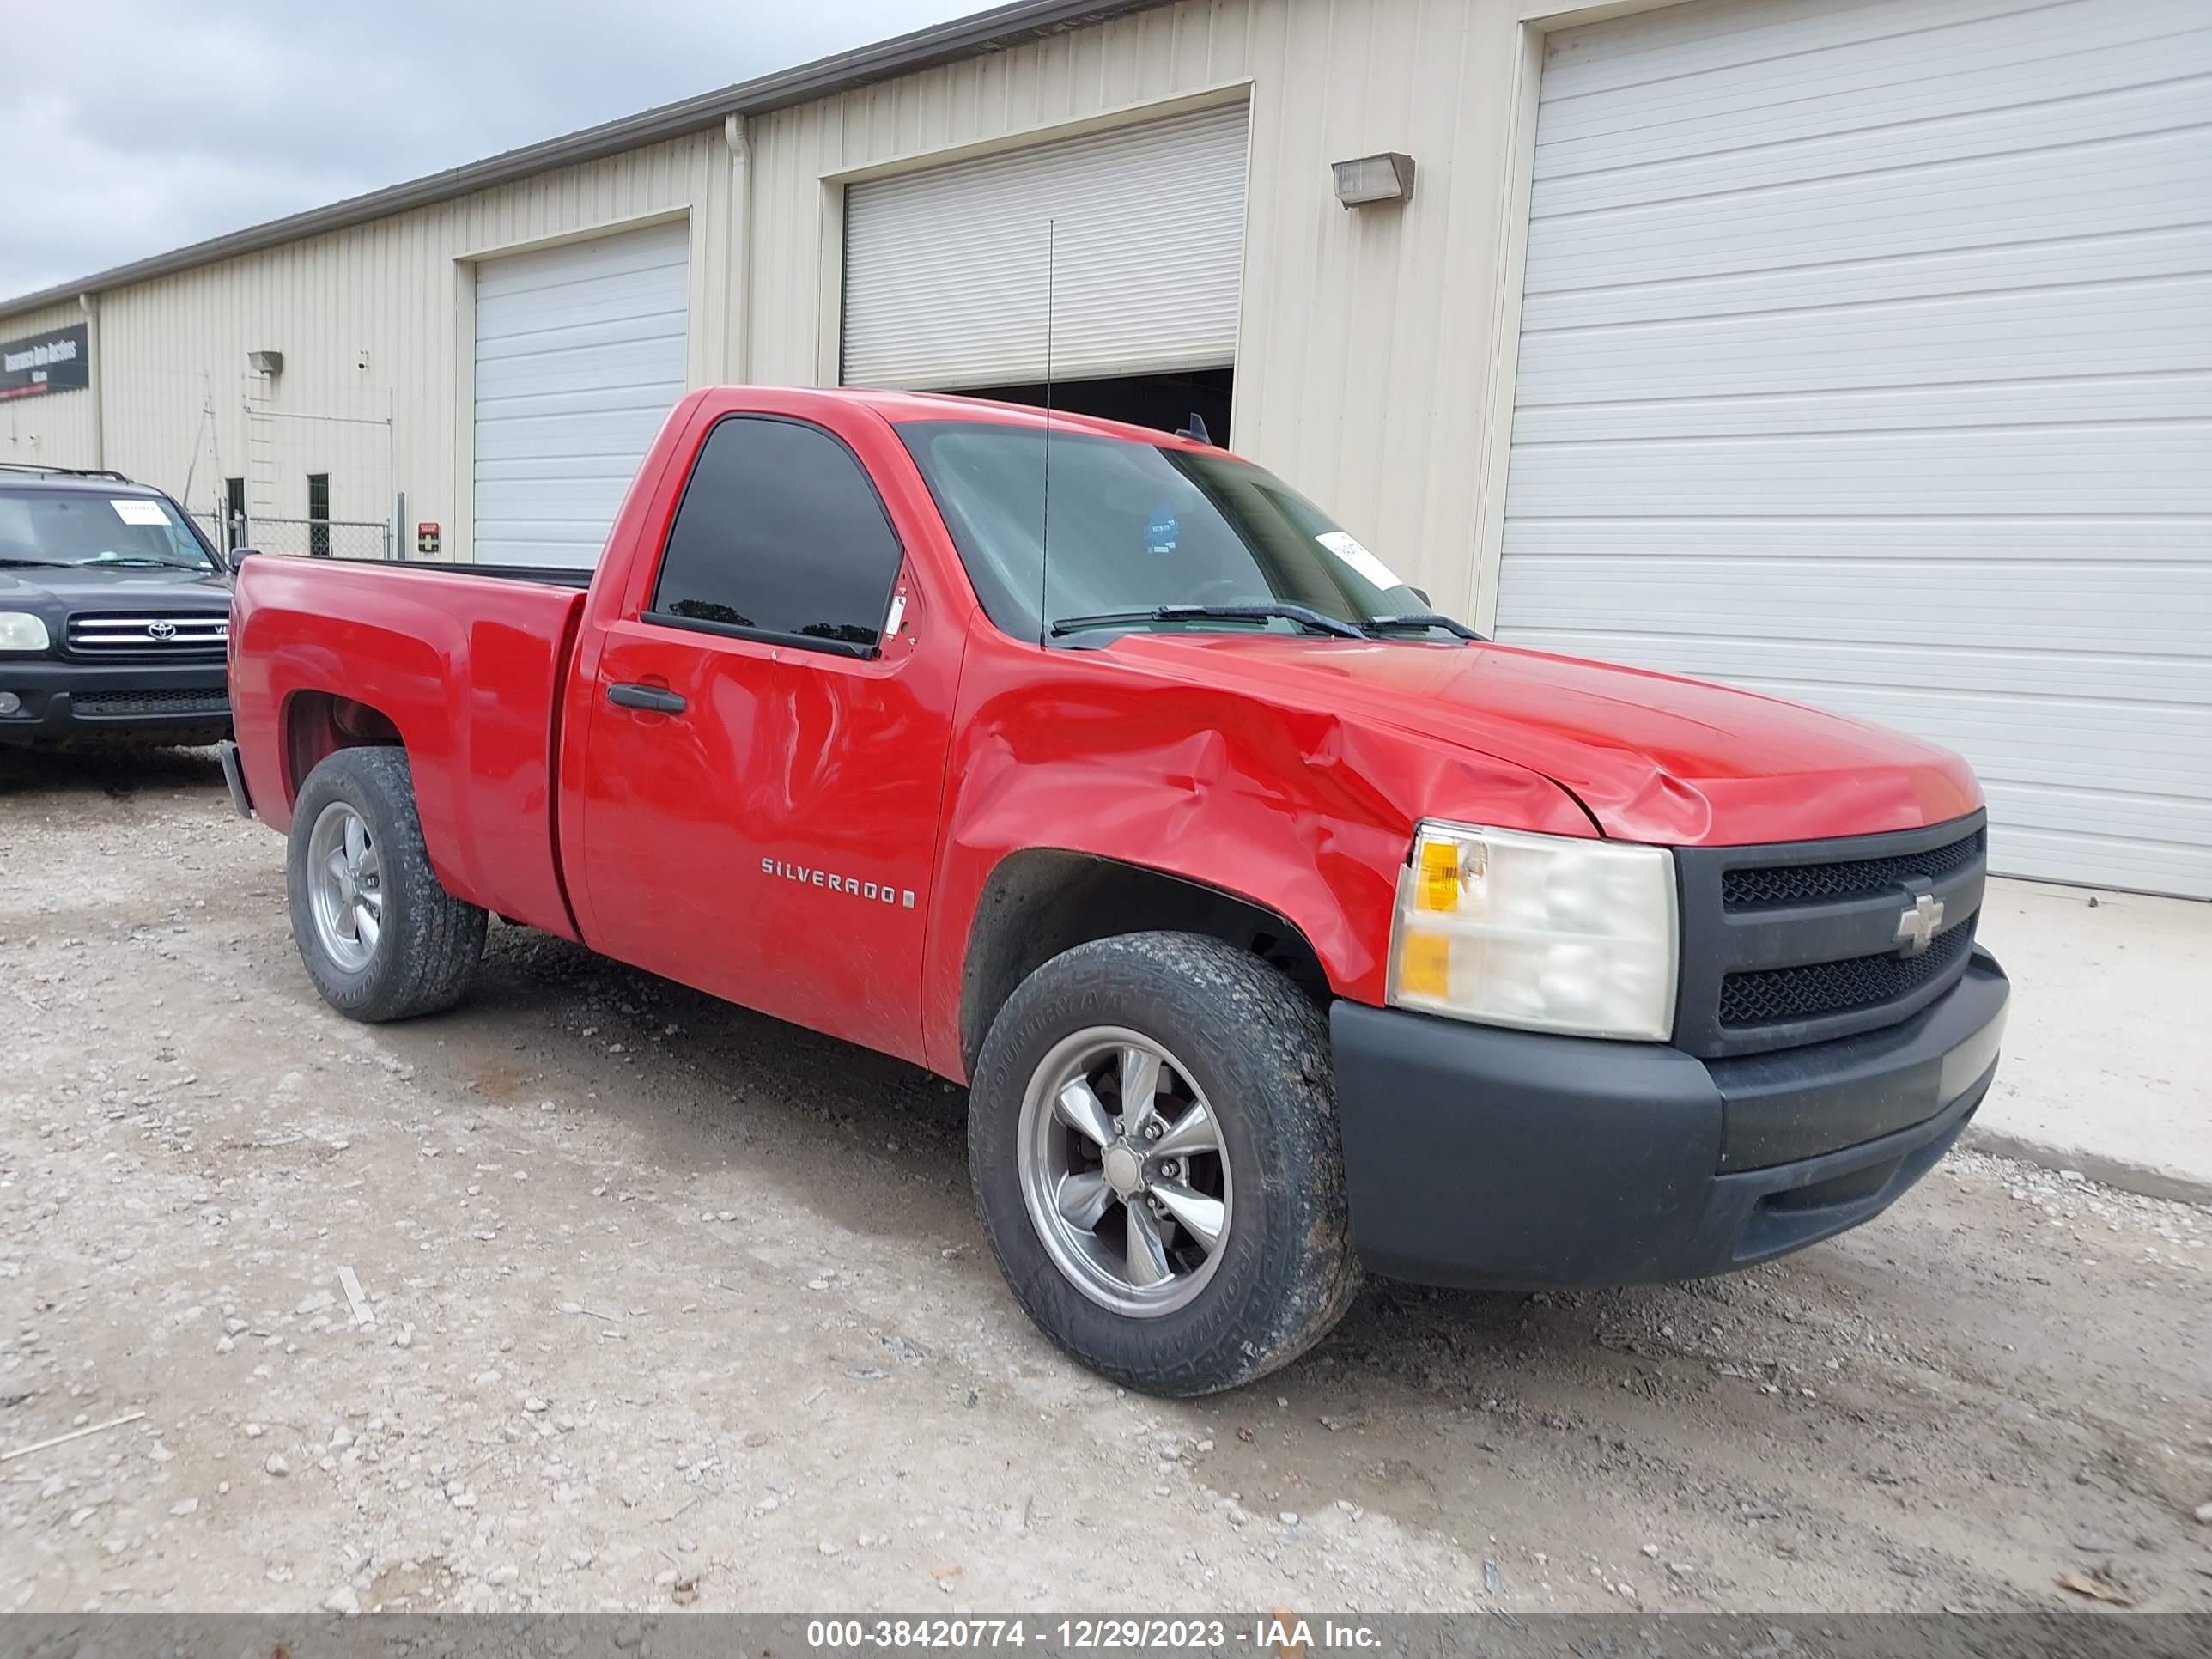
[146,620,177,640]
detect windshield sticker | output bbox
[1316,530,1403,591]
[110,499,169,526]
[1146,507,1180,556]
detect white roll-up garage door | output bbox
[472,221,689,567]
[1495,0,2212,898]
[842,102,1249,390]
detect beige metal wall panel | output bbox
[2,301,100,472]
[47,134,722,562]
[0,0,1544,599]
[745,0,1532,615]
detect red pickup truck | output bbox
[222,386,2008,1396]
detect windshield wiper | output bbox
[79,556,208,570]
[1050,603,1365,641]
[0,556,66,568]
[1363,611,1483,641]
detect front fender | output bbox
[919,625,1595,1079]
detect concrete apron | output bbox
[1970,876,2212,1206]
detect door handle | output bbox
[607,682,686,715]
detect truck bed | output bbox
[292,555,595,589]
[228,555,588,939]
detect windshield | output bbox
[897,421,1450,642]
[0,489,216,571]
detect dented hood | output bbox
[1109,634,1982,847]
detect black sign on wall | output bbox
[0,323,91,401]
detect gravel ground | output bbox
[2,749,2207,1616]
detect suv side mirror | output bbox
[1410,586,1432,606]
[225,546,261,574]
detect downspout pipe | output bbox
[724,113,753,385]
[77,292,103,468]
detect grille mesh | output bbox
[1723,830,1984,910]
[71,689,230,718]
[1719,921,1975,1029]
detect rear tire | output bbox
[969,932,1361,1396]
[286,747,485,1022]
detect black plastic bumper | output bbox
[0,659,230,747]
[1330,949,2008,1290]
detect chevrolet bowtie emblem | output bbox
[1893,891,1945,956]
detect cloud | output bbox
[2,0,979,300]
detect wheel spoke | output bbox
[353,902,381,951]
[1123,1202,1171,1287]
[356,885,384,915]
[1149,1179,1225,1255]
[1054,1079,1116,1149]
[325,850,350,890]
[1149,1100,1219,1160]
[332,901,360,943]
[1119,1044,1163,1133]
[342,814,368,871]
[1054,1170,1113,1230]
[356,842,380,883]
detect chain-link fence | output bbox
[230,515,392,561]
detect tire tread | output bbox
[287,747,485,1022]
[969,932,1361,1396]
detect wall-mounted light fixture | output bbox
[246,349,283,376]
[1332,152,1415,209]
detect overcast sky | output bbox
[2,0,981,302]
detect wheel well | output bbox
[960,850,1332,1075]
[283,690,403,807]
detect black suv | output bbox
[0,464,233,750]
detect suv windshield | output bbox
[0,489,216,571]
[897,421,1460,643]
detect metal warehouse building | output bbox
[3,0,2207,897]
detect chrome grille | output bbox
[65,611,230,660]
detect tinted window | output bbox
[650,416,902,650]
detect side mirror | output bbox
[1409,586,1431,606]
[225,546,261,574]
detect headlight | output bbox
[1387,820,1678,1041]
[0,612,52,653]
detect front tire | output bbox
[286,747,485,1022]
[969,933,1361,1396]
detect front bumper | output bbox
[0,658,230,747]
[1330,948,2008,1289]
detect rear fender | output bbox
[228,555,586,940]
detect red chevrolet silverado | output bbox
[221,386,2008,1396]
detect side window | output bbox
[307,472,331,558]
[649,416,902,652]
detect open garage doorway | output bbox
[945,367,1232,446]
